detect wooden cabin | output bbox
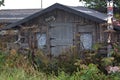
[0,3,120,56]
[0,9,41,51]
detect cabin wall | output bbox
[9,9,101,56]
[22,9,100,56]
[1,9,120,56]
[49,23,73,56]
[44,9,99,55]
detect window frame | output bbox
[36,33,47,49]
[79,32,93,50]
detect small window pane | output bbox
[80,33,92,49]
[37,33,46,49]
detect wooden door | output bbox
[49,23,73,56]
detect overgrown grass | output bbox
[0,44,120,80]
[0,68,57,80]
[0,64,120,80]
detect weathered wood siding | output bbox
[2,9,120,55]
[12,9,102,56]
[76,25,96,50]
[22,9,100,55]
[50,23,73,56]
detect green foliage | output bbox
[0,52,7,69]
[80,0,120,8]
[83,0,106,8]
[0,68,56,80]
[92,43,103,51]
[80,0,120,19]
[0,64,120,80]
[33,47,78,75]
[56,71,70,80]
[0,0,4,6]
[1,43,120,79]
[115,13,120,20]
[101,57,114,67]
[0,51,36,74]
[109,72,120,80]
[76,64,105,80]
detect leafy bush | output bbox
[1,43,120,80]
[0,51,36,74]
[0,68,57,80]
[32,47,78,75]
[0,51,7,69]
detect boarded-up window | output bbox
[50,24,73,56]
[36,33,46,49]
[80,33,92,49]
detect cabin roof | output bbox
[1,3,108,30]
[0,9,41,23]
[70,6,107,22]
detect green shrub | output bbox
[108,72,120,80]
[0,51,7,69]
[1,49,120,80]
[0,68,56,80]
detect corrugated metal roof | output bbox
[0,9,41,23]
[1,3,108,30]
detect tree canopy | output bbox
[0,0,4,6]
[80,0,120,19]
[80,0,120,8]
